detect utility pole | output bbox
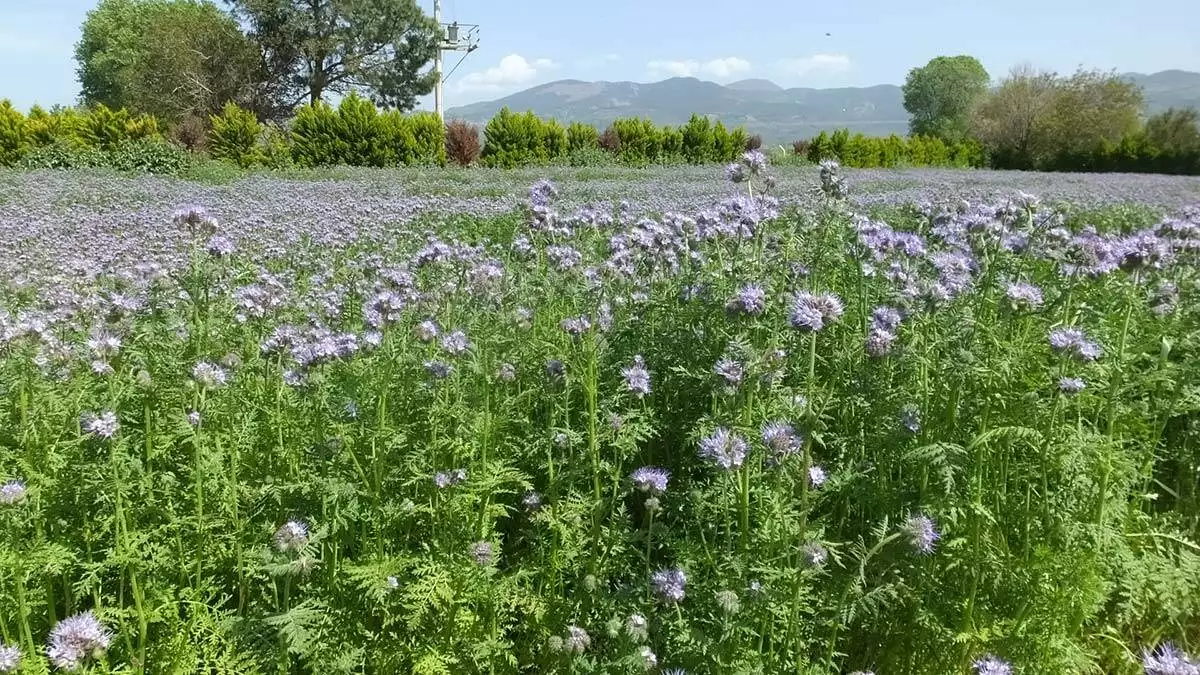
[432,0,480,121]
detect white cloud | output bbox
[646,57,752,80]
[776,54,852,77]
[455,54,557,93]
[703,57,752,78]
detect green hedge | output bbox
[1,99,187,174]
[805,128,985,168]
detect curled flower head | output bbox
[440,330,470,355]
[1142,642,1199,675]
[416,320,440,342]
[0,480,27,506]
[904,514,940,554]
[741,149,767,174]
[727,283,767,315]
[1058,376,1086,395]
[972,654,1013,675]
[434,468,467,489]
[563,625,590,655]
[83,411,119,439]
[638,645,658,670]
[625,613,648,641]
[192,361,228,389]
[470,541,494,566]
[630,466,669,495]
[714,357,745,389]
[1048,327,1102,362]
[273,520,309,553]
[715,589,740,615]
[802,541,828,568]
[621,355,651,396]
[0,643,18,673]
[809,465,828,487]
[1005,281,1044,310]
[725,163,747,184]
[698,427,748,470]
[205,235,236,258]
[789,292,843,332]
[522,491,543,511]
[46,611,111,671]
[651,567,687,603]
[761,421,801,463]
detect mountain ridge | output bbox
[446,70,1200,145]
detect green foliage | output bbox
[681,114,715,164]
[903,55,991,143]
[18,140,106,169]
[290,102,348,167]
[712,120,740,162]
[259,123,293,169]
[106,136,192,174]
[75,0,264,122]
[480,108,565,168]
[0,100,29,166]
[337,93,388,167]
[209,103,262,168]
[226,0,439,110]
[1143,107,1200,152]
[404,112,447,167]
[803,128,985,168]
[79,103,160,150]
[611,117,663,165]
[566,122,599,153]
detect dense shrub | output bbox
[80,104,159,151]
[260,123,293,170]
[598,125,621,154]
[209,103,262,168]
[566,122,599,153]
[106,137,191,174]
[25,106,84,148]
[290,102,347,167]
[401,112,445,166]
[611,117,663,165]
[792,139,810,156]
[481,108,565,168]
[0,100,29,166]
[336,93,388,167]
[805,128,985,168]
[18,140,105,170]
[445,119,482,166]
[681,114,715,164]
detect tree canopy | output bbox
[75,0,264,122]
[902,56,991,143]
[224,0,441,110]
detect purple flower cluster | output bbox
[1048,327,1102,362]
[698,428,748,470]
[651,567,687,603]
[631,466,669,495]
[789,291,843,332]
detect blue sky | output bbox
[2,0,1198,111]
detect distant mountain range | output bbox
[446,70,1200,145]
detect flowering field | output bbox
[0,161,1199,674]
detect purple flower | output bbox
[0,643,19,673]
[560,315,592,336]
[416,320,440,342]
[205,235,236,258]
[1142,642,1199,675]
[0,480,26,506]
[192,361,228,389]
[725,163,747,183]
[727,283,767,315]
[274,520,309,553]
[497,362,517,382]
[761,421,801,463]
[187,410,201,427]
[651,567,687,603]
[973,654,1013,675]
[1048,327,1102,362]
[470,541,494,566]
[698,427,748,470]
[741,149,767,174]
[1058,377,1086,395]
[622,355,651,396]
[46,611,111,671]
[900,405,921,434]
[630,466,669,494]
[904,514,939,554]
[809,465,828,487]
[798,542,827,568]
[714,357,745,389]
[789,291,843,331]
[440,330,470,355]
[424,360,454,379]
[434,468,467,489]
[545,359,566,380]
[84,411,119,439]
[1005,281,1044,309]
[563,625,590,654]
[522,491,542,511]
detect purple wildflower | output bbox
[714,357,745,389]
[563,625,590,654]
[727,283,767,315]
[192,361,228,389]
[440,330,470,355]
[698,427,749,470]
[651,567,687,603]
[725,163,747,184]
[630,466,669,495]
[1005,281,1044,309]
[424,360,453,379]
[0,643,18,673]
[622,355,651,396]
[789,291,843,331]
[809,465,828,487]
[205,235,236,258]
[1058,377,1086,395]
[84,411,119,439]
[904,514,939,554]
[46,611,111,671]
[0,480,26,506]
[900,405,921,434]
[273,520,309,553]
[741,149,767,174]
[416,320,440,342]
[434,468,467,489]
[522,491,542,511]
[802,542,828,567]
[973,654,1013,675]
[1142,642,1199,675]
[470,541,494,566]
[761,421,801,463]
[1048,327,1102,362]
[497,362,517,382]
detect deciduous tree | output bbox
[902,55,990,143]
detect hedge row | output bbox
[0,100,188,173]
[992,133,1200,175]
[802,128,986,168]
